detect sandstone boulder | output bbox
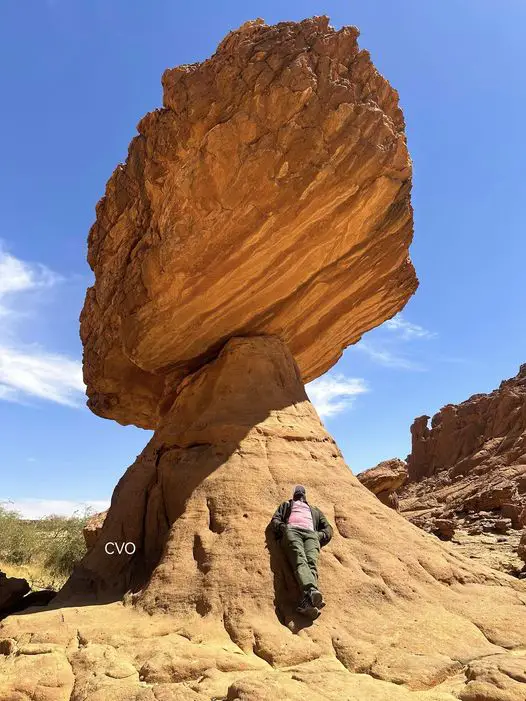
[357,458,407,510]
[519,531,526,563]
[81,15,417,429]
[432,519,456,540]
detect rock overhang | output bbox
[80,15,418,429]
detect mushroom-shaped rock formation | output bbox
[81,15,416,430]
[3,17,526,701]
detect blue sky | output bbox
[1,1,525,518]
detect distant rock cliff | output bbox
[399,364,526,535]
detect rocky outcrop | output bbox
[0,572,29,620]
[82,510,107,550]
[398,364,526,542]
[0,572,55,621]
[357,458,407,509]
[3,17,526,701]
[3,336,526,701]
[80,15,417,429]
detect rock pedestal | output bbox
[14,336,519,700]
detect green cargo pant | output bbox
[282,526,320,593]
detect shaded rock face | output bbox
[0,572,29,620]
[357,458,407,510]
[399,364,526,541]
[0,572,55,621]
[519,531,526,564]
[81,16,417,429]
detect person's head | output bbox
[292,484,306,501]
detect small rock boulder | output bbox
[494,518,512,534]
[357,459,407,509]
[432,518,456,540]
[518,531,526,563]
[83,510,108,550]
[0,571,30,620]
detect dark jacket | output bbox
[271,499,333,546]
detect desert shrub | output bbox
[42,510,92,578]
[0,504,39,565]
[0,504,93,588]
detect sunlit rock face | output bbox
[81,16,417,429]
[5,17,526,701]
[7,337,526,701]
[400,364,526,533]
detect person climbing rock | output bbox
[271,484,333,618]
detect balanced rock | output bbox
[399,364,526,534]
[3,17,526,701]
[80,15,416,429]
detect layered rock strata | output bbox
[399,364,526,543]
[80,16,417,429]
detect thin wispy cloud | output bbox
[384,314,437,341]
[0,242,85,406]
[354,342,426,371]
[0,345,85,406]
[1,498,109,520]
[306,374,368,418]
[351,314,437,372]
[0,243,61,318]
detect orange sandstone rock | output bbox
[81,16,417,429]
[4,17,526,701]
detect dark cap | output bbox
[293,484,306,497]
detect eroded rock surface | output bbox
[398,364,526,545]
[81,15,417,429]
[3,337,526,700]
[83,510,107,551]
[357,457,407,509]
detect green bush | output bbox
[0,503,93,588]
[0,504,38,565]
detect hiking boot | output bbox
[296,595,320,619]
[309,588,324,608]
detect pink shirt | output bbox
[287,500,314,531]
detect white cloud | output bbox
[0,244,61,318]
[306,373,368,418]
[1,499,110,520]
[354,341,425,371]
[385,314,437,341]
[0,345,85,406]
[0,243,85,407]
